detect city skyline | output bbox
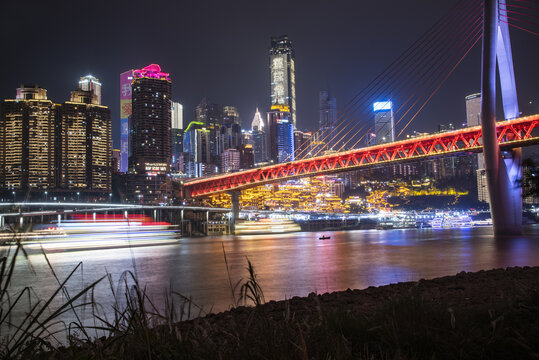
[1,0,537,150]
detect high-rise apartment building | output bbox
[1,85,55,191]
[221,148,240,172]
[374,101,395,145]
[79,75,102,105]
[270,35,296,129]
[267,106,294,163]
[57,89,111,192]
[1,83,111,199]
[120,69,135,173]
[128,64,171,204]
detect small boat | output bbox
[319,235,330,240]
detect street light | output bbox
[44,191,48,202]
[12,191,15,203]
[77,192,80,202]
[109,193,112,203]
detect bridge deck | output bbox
[185,114,539,197]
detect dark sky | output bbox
[1,0,537,149]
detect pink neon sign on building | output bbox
[133,64,170,81]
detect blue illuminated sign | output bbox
[373,101,392,112]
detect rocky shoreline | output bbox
[192,265,539,329]
[49,266,539,359]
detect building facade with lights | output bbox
[270,35,296,129]
[1,84,111,200]
[119,69,135,173]
[57,89,111,193]
[267,106,294,163]
[0,85,56,193]
[374,101,395,145]
[128,64,171,204]
[171,101,183,171]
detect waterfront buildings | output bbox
[119,69,135,173]
[374,101,394,145]
[57,89,111,193]
[267,106,294,163]
[1,85,55,191]
[128,64,171,204]
[270,35,296,129]
[0,83,111,199]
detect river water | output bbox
[8,225,539,333]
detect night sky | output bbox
[1,0,537,149]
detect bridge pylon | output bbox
[481,0,522,235]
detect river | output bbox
[7,225,539,336]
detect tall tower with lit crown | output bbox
[270,35,296,129]
[128,64,171,204]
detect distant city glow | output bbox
[373,101,392,112]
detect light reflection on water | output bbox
[9,225,539,327]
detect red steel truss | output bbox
[185,115,539,197]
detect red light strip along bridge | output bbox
[184,114,539,197]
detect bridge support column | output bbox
[229,191,240,235]
[481,0,522,235]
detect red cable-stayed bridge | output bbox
[184,114,539,197]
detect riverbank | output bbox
[48,266,539,359]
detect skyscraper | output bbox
[1,83,111,199]
[171,101,183,170]
[195,98,221,168]
[319,90,337,152]
[128,64,171,204]
[219,106,242,155]
[267,106,294,163]
[270,35,296,129]
[1,85,55,192]
[79,75,102,105]
[373,101,395,145]
[57,89,111,193]
[251,108,267,165]
[465,93,487,202]
[119,69,135,173]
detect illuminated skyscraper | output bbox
[465,93,488,202]
[171,101,183,169]
[128,64,171,204]
[1,85,55,192]
[267,106,294,163]
[251,108,267,165]
[270,35,296,129]
[119,69,135,173]
[195,98,221,167]
[373,101,394,145]
[79,75,102,104]
[57,89,111,193]
[1,84,111,199]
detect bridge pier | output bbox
[229,190,240,234]
[481,0,522,235]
